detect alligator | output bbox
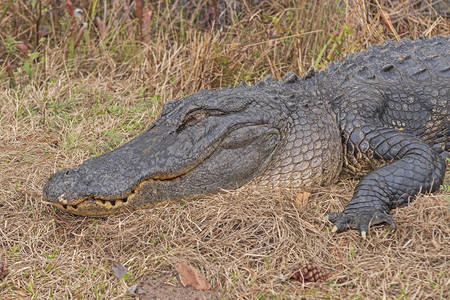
[43,36,449,237]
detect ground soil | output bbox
[137,272,218,299]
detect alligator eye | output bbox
[183,110,208,124]
[177,109,225,133]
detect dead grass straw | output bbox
[1,0,449,298]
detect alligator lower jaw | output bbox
[48,177,203,216]
[50,197,131,216]
[49,195,183,216]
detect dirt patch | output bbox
[137,272,218,300]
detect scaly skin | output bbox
[43,36,449,236]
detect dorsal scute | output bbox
[237,82,248,88]
[282,72,300,84]
[264,74,275,82]
[302,68,316,80]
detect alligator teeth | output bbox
[58,194,68,205]
[96,200,106,206]
[95,199,124,207]
[331,225,339,233]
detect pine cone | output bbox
[290,263,332,283]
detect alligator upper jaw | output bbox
[43,175,149,214]
[43,165,196,215]
[45,160,227,215]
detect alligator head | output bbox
[43,75,342,215]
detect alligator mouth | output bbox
[46,170,198,215]
[52,196,129,212]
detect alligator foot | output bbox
[326,210,396,238]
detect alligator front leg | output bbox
[327,125,447,237]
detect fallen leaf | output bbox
[380,9,399,40]
[176,261,211,291]
[107,83,116,92]
[16,44,28,55]
[95,17,106,40]
[0,262,8,280]
[295,191,311,209]
[112,262,129,280]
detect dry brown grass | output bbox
[1,0,449,299]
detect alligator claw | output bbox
[327,210,396,236]
[331,225,339,233]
